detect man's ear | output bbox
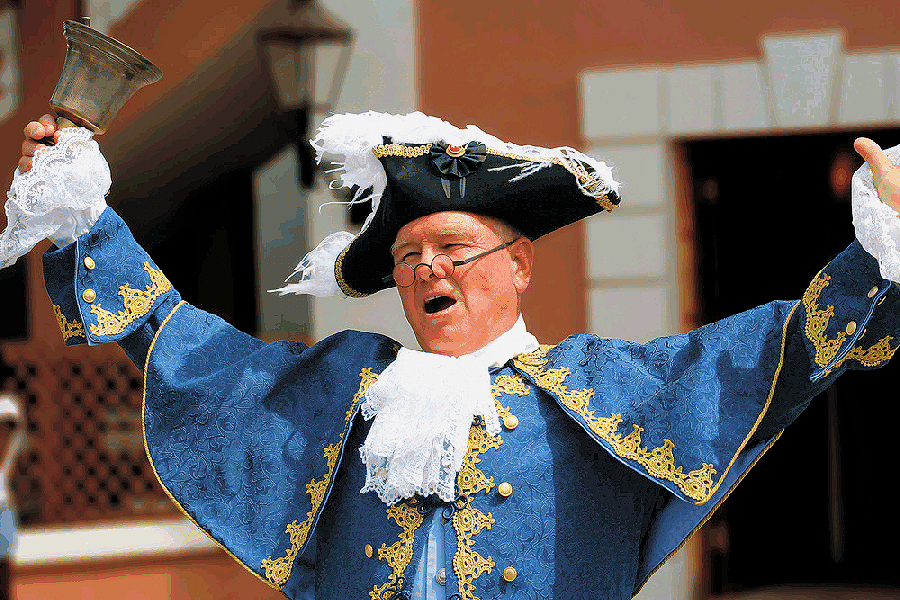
[510,238,533,293]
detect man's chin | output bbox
[416,325,474,357]
[417,327,506,357]
[413,313,519,356]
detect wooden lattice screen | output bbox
[1,341,177,527]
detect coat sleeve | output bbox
[41,206,399,598]
[516,239,899,508]
[512,240,900,595]
[643,239,900,593]
[42,206,183,366]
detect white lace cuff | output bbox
[0,127,110,270]
[852,143,900,283]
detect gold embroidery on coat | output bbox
[88,262,172,336]
[820,335,899,378]
[453,505,496,599]
[452,419,502,600]
[53,304,85,340]
[492,373,529,424]
[802,271,847,368]
[513,346,716,503]
[262,368,378,589]
[802,270,897,374]
[842,335,898,367]
[367,376,522,599]
[370,499,426,599]
[493,373,531,398]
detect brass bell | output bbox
[49,18,162,134]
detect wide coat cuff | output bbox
[43,207,176,346]
[801,239,900,382]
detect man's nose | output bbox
[415,250,439,281]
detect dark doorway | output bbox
[0,260,27,340]
[688,131,900,594]
[127,166,258,335]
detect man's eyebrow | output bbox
[390,230,471,256]
[390,239,408,256]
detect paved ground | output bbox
[715,586,900,600]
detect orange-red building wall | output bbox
[417,0,900,343]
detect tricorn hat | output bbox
[273,111,620,298]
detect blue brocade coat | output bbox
[42,208,900,599]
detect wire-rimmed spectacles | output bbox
[384,239,519,288]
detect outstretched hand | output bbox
[19,114,60,173]
[854,137,900,212]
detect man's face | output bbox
[392,211,532,356]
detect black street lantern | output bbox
[258,0,353,187]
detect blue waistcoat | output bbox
[42,208,900,599]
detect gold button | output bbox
[83,256,96,270]
[498,482,513,497]
[503,414,519,430]
[82,289,96,303]
[868,286,879,298]
[434,567,446,585]
[364,544,373,558]
[845,321,857,336]
[503,566,517,582]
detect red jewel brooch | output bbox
[429,141,487,199]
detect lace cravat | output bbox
[359,317,539,505]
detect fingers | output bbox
[20,135,42,172]
[854,137,893,176]
[23,121,44,140]
[19,114,58,172]
[23,114,58,141]
[38,113,55,130]
[41,114,62,144]
[855,137,900,210]
[21,137,47,157]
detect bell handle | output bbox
[37,116,78,146]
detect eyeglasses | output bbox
[384,239,519,288]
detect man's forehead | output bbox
[392,212,499,248]
[391,228,472,255]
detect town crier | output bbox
[3,111,900,599]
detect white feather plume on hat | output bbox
[272,111,619,297]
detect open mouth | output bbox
[424,296,457,314]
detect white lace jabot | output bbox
[359,317,539,505]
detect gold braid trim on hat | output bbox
[486,149,618,212]
[370,143,618,212]
[334,243,370,298]
[344,142,617,297]
[373,143,433,158]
